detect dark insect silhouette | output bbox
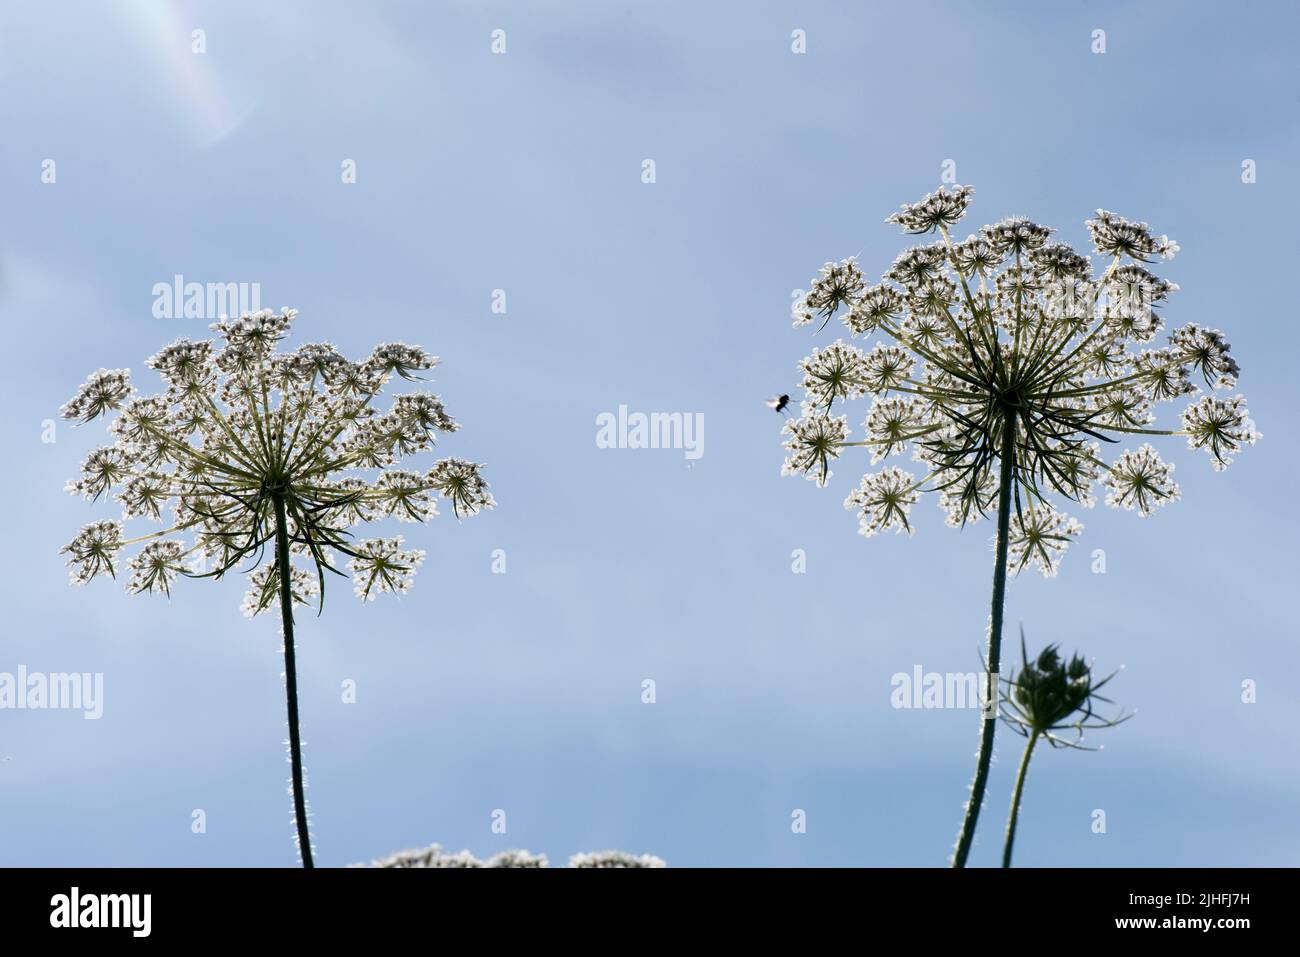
[765,394,790,415]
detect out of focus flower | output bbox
[362,843,665,868]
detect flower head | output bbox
[843,467,919,537]
[347,536,426,601]
[982,217,1052,256]
[779,189,1257,575]
[363,843,661,868]
[60,519,123,585]
[1007,506,1083,578]
[60,369,133,423]
[568,850,666,869]
[61,308,492,609]
[1087,209,1178,262]
[426,458,496,518]
[1103,444,1179,516]
[844,285,905,336]
[240,562,321,618]
[127,540,187,596]
[795,259,865,329]
[1181,394,1260,471]
[886,185,975,234]
[1001,630,1131,749]
[799,340,871,407]
[781,413,848,487]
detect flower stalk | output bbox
[1002,729,1039,868]
[952,406,1015,868]
[273,488,313,868]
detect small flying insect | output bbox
[766,394,791,416]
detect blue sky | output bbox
[1,0,1297,867]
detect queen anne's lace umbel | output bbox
[61,309,494,611]
[782,187,1259,575]
[362,844,666,868]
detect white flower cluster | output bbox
[60,309,494,610]
[783,187,1259,575]
[361,843,665,868]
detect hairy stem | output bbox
[951,408,1017,867]
[273,490,314,868]
[1002,731,1039,868]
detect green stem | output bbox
[1002,731,1039,868]
[273,490,314,868]
[951,407,1017,868]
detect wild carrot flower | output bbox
[569,850,667,868]
[780,186,1257,866]
[59,308,494,866]
[999,629,1130,867]
[363,844,664,868]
